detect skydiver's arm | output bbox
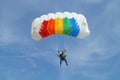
[64,49,66,52]
[58,50,60,53]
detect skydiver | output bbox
[57,50,68,66]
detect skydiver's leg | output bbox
[60,59,62,66]
[64,59,68,66]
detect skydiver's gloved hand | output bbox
[57,50,60,57]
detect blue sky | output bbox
[0,0,120,80]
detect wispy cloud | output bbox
[58,0,120,80]
[82,0,104,4]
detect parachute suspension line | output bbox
[64,35,67,51]
[56,35,59,51]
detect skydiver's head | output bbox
[60,51,62,54]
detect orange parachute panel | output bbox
[47,19,55,35]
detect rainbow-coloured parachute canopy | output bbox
[31,12,90,40]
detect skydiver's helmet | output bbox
[60,51,62,54]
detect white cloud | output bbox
[113,23,120,37]
[58,33,119,80]
[104,0,120,15]
[0,25,18,44]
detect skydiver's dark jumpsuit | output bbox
[57,51,68,66]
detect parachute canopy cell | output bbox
[31,12,90,41]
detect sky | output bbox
[0,0,120,80]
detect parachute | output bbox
[31,12,90,41]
